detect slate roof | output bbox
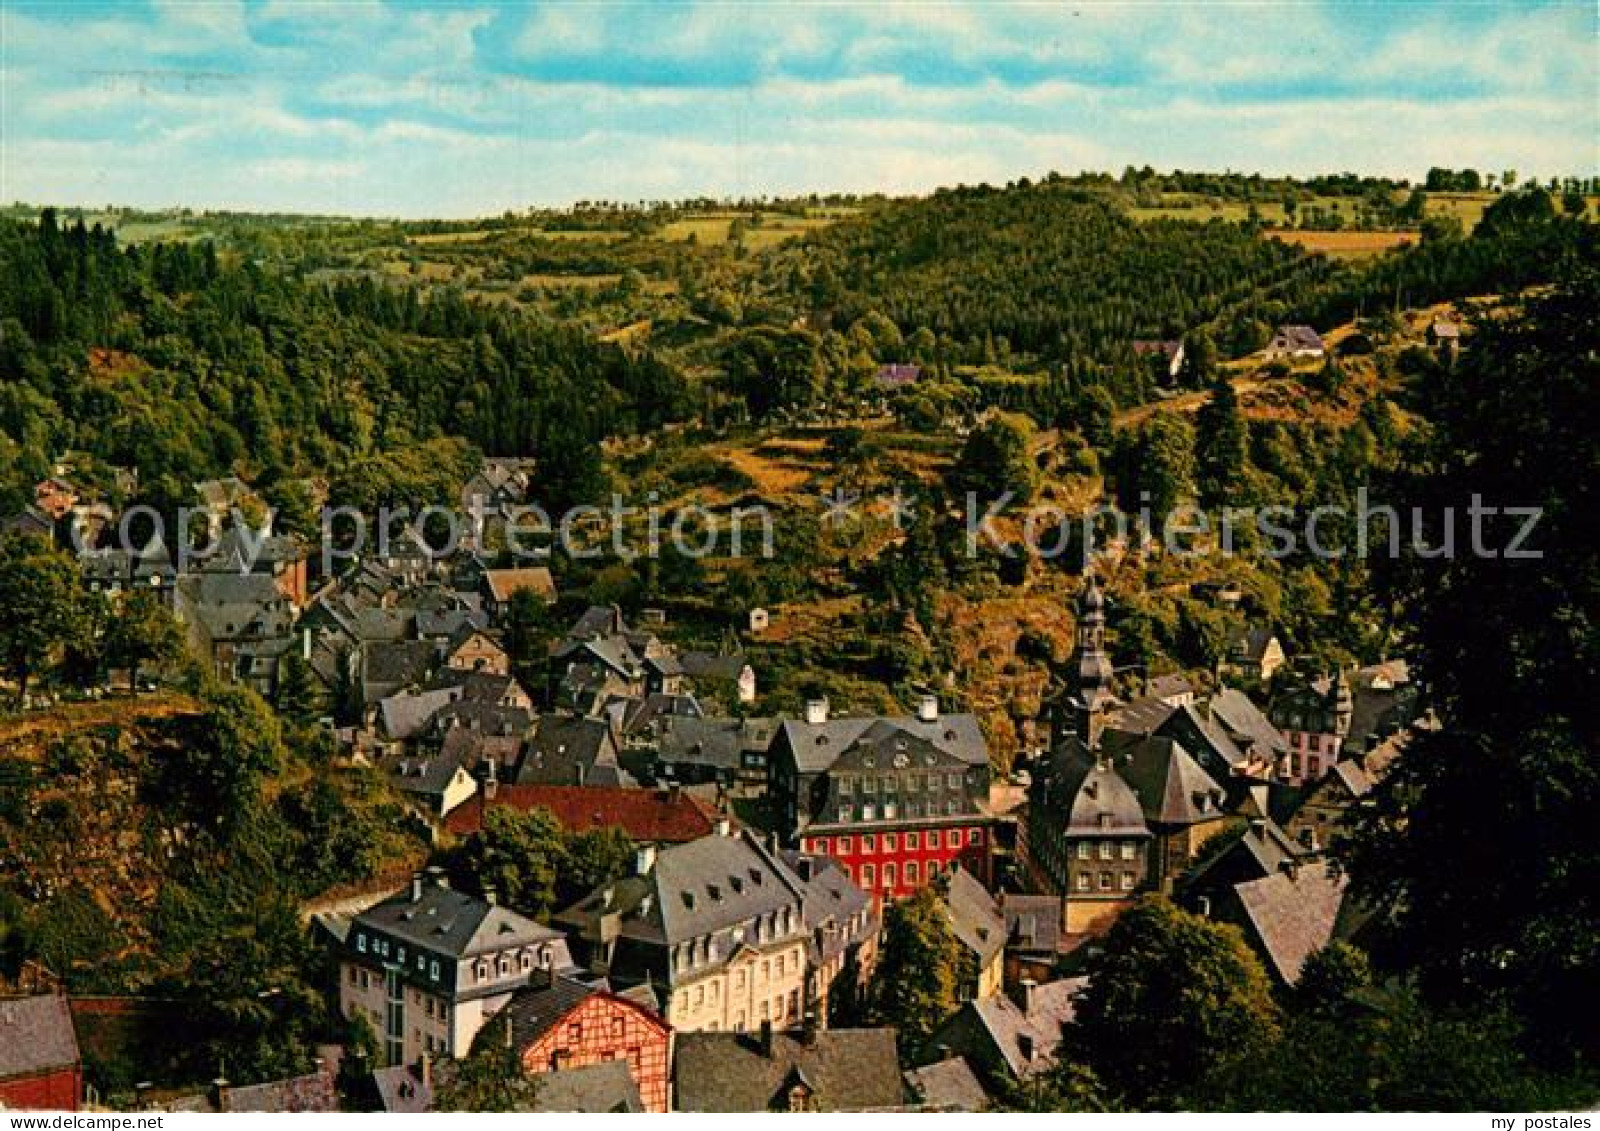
[1109,734,1227,826]
[444,785,720,843]
[371,1064,432,1113]
[1231,861,1348,984]
[533,1060,644,1113]
[1208,688,1290,760]
[379,687,459,740]
[653,715,773,774]
[501,972,603,1052]
[1044,748,1151,838]
[1106,693,1177,735]
[966,978,1084,1078]
[1271,324,1325,352]
[925,978,1085,1081]
[362,640,438,700]
[946,866,1006,967]
[778,711,988,775]
[1228,625,1281,664]
[1002,895,1063,957]
[904,1056,989,1111]
[354,879,567,961]
[0,994,80,1080]
[679,651,749,681]
[556,830,805,956]
[385,745,470,805]
[1145,673,1194,702]
[673,1029,903,1112]
[222,1070,338,1113]
[781,851,875,966]
[517,715,634,787]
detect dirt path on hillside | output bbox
[0,692,203,757]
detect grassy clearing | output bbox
[1263,229,1415,259]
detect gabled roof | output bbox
[500,972,604,1051]
[371,1064,431,1113]
[1002,894,1063,956]
[679,651,749,681]
[674,1029,903,1112]
[444,784,720,843]
[945,866,1006,966]
[1109,734,1226,827]
[533,1060,644,1113]
[904,1056,989,1111]
[517,715,633,787]
[1231,861,1348,984]
[379,687,459,741]
[1208,688,1289,759]
[557,830,805,951]
[0,994,80,1079]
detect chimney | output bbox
[1249,817,1267,838]
[210,1077,231,1113]
[796,857,813,882]
[1019,977,1038,1015]
[759,1019,775,1059]
[716,817,732,838]
[425,865,450,890]
[917,694,939,723]
[411,873,424,902]
[635,844,658,875]
[804,698,829,725]
[483,886,498,907]
[801,1010,820,1046]
[1196,895,1212,918]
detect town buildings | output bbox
[769,695,995,904]
[337,870,577,1067]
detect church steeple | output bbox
[1062,573,1118,746]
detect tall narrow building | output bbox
[1059,574,1119,746]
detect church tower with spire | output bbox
[1061,573,1119,747]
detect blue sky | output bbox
[2,1,1595,217]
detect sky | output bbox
[2,0,1595,218]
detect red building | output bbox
[770,696,994,905]
[504,973,673,1113]
[0,995,83,1111]
[445,783,720,845]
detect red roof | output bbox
[445,785,722,843]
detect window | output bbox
[357,935,368,954]
[430,960,440,981]
[736,969,746,989]
[862,864,876,888]
[761,960,770,982]
[968,828,983,846]
[694,986,705,1007]
[861,777,876,795]
[837,835,852,853]
[1076,873,1091,891]
[568,1022,582,1042]
[862,804,876,821]
[862,834,876,854]
[812,837,829,853]
[1099,872,1113,891]
[906,861,920,884]
[883,864,897,889]
[1099,841,1113,860]
[837,805,852,823]
[837,777,854,797]
[945,799,958,815]
[884,833,898,852]
[906,831,920,850]
[947,772,962,789]
[1121,841,1137,860]
[1120,872,1136,891]
[928,830,941,849]
[1076,842,1090,860]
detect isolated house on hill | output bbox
[1265,324,1326,360]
